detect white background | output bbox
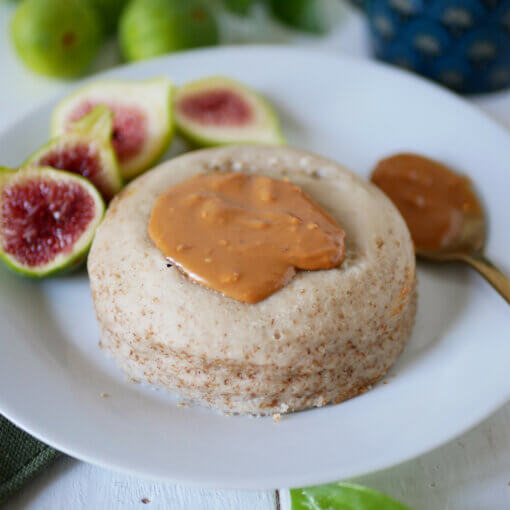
[1,2,509,509]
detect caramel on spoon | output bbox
[371,153,510,304]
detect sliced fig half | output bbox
[51,77,174,180]
[27,105,122,201]
[0,166,104,277]
[174,76,285,147]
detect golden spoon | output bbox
[370,153,510,305]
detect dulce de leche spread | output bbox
[371,153,482,252]
[148,172,346,303]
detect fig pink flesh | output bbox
[38,143,109,198]
[69,101,147,162]
[0,178,95,267]
[177,89,253,126]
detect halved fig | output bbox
[27,105,122,201]
[51,77,174,180]
[174,76,285,147]
[0,167,104,277]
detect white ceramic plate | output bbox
[0,47,509,489]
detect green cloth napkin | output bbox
[0,415,60,504]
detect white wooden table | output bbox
[1,3,509,509]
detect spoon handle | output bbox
[461,253,510,305]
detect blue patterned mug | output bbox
[350,0,510,94]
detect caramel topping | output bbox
[148,172,346,303]
[371,153,482,252]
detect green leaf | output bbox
[290,482,411,510]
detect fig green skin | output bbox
[26,105,123,201]
[10,0,103,78]
[50,77,175,180]
[290,483,411,510]
[269,0,327,34]
[88,0,128,34]
[174,76,286,148]
[223,0,258,16]
[0,167,105,278]
[119,0,219,62]
[177,102,286,148]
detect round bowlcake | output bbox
[88,146,417,415]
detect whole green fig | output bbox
[119,0,219,62]
[11,0,103,78]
